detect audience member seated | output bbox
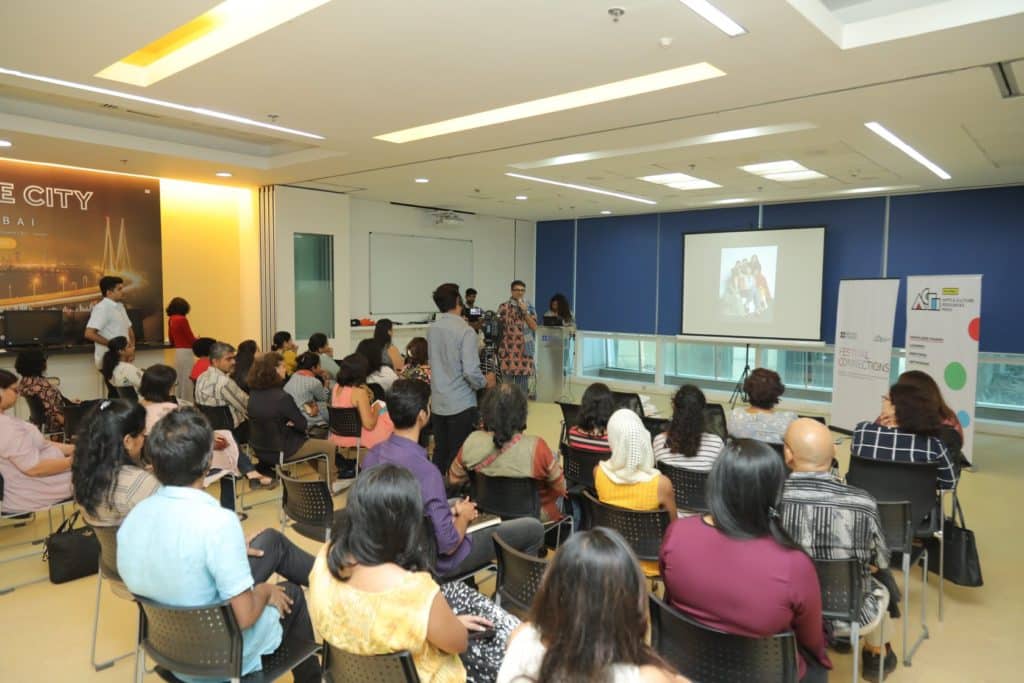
[894,369,964,444]
[400,336,432,385]
[308,333,339,379]
[0,370,75,513]
[232,339,259,393]
[15,349,67,433]
[659,438,832,683]
[497,528,687,683]
[374,318,406,371]
[309,464,518,683]
[595,409,677,576]
[247,353,345,493]
[448,384,567,524]
[195,342,250,437]
[362,380,544,582]
[567,382,614,454]
[284,352,330,432]
[271,330,299,375]
[356,338,400,392]
[781,418,897,680]
[329,354,395,451]
[101,336,143,391]
[140,364,272,494]
[188,336,216,384]
[116,408,320,683]
[727,368,797,444]
[72,399,158,527]
[852,383,958,490]
[654,385,724,471]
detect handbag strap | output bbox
[952,497,968,528]
[52,509,81,536]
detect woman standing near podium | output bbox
[166,297,197,400]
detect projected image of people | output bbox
[719,247,778,320]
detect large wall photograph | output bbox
[0,159,163,346]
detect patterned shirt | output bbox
[727,408,798,444]
[400,362,432,385]
[653,431,724,471]
[851,421,957,490]
[18,375,64,433]
[195,365,249,427]
[781,471,889,627]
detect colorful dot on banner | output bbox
[945,362,968,390]
[957,410,971,428]
[968,317,981,342]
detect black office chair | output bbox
[248,417,331,477]
[814,558,880,683]
[702,403,728,439]
[582,490,669,563]
[562,445,610,490]
[649,594,799,683]
[22,393,62,439]
[470,473,571,547]
[611,391,644,417]
[493,533,549,618]
[642,416,669,441]
[327,406,364,472]
[278,471,335,543]
[322,644,420,683]
[196,404,234,431]
[554,401,580,446]
[133,594,321,682]
[89,524,136,672]
[115,386,139,401]
[876,500,930,666]
[63,400,95,442]
[656,462,709,514]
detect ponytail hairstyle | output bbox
[72,399,147,516]
[665,384,707,457]
[271,330,292,351]
[100,336,130,383]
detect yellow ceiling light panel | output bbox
[376,62,726,143]
[96,0,332,87]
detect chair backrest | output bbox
[656,462,709,513]
[90,523,122,581]
[703,404,728,439]
[612,391,644,417]
[280,471,334,534]
[493,533,548,616]
[248,416,285,461]
[846,457,939,537]
[196,403,234,432]
[562,445,610,490]
[470,473,540,519]
[813,558,862,623]
[875,501,914,555]
[582,490,669,561]
[649,594,799,683]
[22,393,49,430]
[134,595,243,680]
[63,401,93,441]
[765,441,785,459]
[324,644,420,683]
[367,383,386,403]
[642,416,669,441]
[555,401,580,446]
[115,385,139,401]
[327,406,362,439]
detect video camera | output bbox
[481,310,502,347]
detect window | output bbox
[580,335,656,382]
[293,233,334,340]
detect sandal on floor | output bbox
[247,475,278,490]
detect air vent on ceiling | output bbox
[101,103,119,109]
[125,109,161,119]
[991,61,1022,99]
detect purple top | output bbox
[362,434,470,575]
[659,516,831,679]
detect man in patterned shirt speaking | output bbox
[780,418,898,681]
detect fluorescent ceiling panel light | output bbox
[414,178,430,183]
[515,195,528,200]
[762,170,827,182]
[376,62,725,143]
[0,140,11,148]
[667,178,721,190]
[740,159,826,182]
[709,198,752,205]
[837,185,917,195]
[96,0,331,87]
[510,122,817,170]
[864,121,951,180]
[680,0,747,37]
[215,171,232,177]
[600,210,612,214]
[506,172,657,205]
[0,66,324,140]
[639,172,720,190]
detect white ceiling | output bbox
[0,0,1022,220]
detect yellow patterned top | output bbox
[308,551,466,683]
[594,467,662,577]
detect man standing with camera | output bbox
[497,280,537,397]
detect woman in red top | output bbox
[167,297,198,400]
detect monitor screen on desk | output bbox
[3,309,63,346]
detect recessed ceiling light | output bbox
[639,171,720,190]
[215,171,233,178]
[600,210,613,215]
[506,172,657,205]
[95,1,331,87]
[740,160,826,182]
[864,121,951,180]
[708,198,753,205]
[376,62,725,143]
[0,139,12,148]
[515,195,528,200]
[836,185,918,195]
[414,178,430,183]
[0,66,324,140]
[679,0,747,37]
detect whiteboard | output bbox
[369,232,474,314]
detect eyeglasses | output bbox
[512,287,526,292]
[881,394,891,402]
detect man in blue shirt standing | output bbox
[117,408,320,682]
[427,283,494,475]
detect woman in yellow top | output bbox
[271,330,299,375]
[308,464,518,682]
[594,409,677,577]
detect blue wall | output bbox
[535,186,1023,353]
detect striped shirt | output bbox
[566,426,611,454]
[195,366,249,427]
[851,421,957,490]
[781,471,888,627]
[653,432,724,471]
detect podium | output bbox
[535,326,570,403]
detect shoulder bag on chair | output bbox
[43,510,100,584]
[927,497,983,587]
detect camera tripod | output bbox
[729,343,752,409]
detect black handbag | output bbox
[927,498,982,587]
[43,510,99,584]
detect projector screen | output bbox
[682,227,825,341]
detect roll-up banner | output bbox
[905,274,982,462]
[831,279,900,432]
